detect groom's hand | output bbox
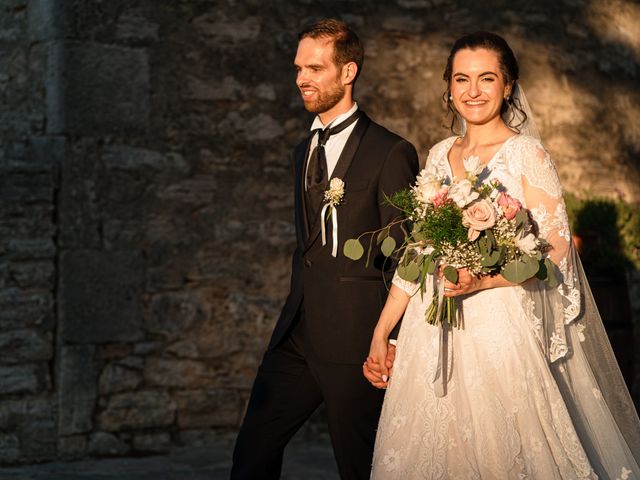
[363,344,396,389]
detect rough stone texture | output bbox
[97,391,176,432]
[1,0,639,466]
[59,250,144,343]
[88,432,131,457]
[0,364,48,395]
[63,42,149,134]
[58,345,98,436]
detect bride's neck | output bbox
[461,117,514,149]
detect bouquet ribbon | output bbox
[320,203,339,257]
[432,274,453,397]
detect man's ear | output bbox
[342,61,358,85]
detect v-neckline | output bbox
[445,135,517,182]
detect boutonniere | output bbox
[321,178,345,257]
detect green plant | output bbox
[565,192,640,272]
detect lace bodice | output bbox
[423,135,580,362]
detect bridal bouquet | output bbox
[344,156,558,327]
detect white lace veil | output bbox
[513,84,640,471]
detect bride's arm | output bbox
[364,284,411,386]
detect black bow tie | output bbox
[307,110,361,187]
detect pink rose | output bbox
[462,199,497,241]
[431,186,449,208]
[497,192,522,220]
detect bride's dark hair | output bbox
[442,31,527,134]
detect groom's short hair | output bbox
[298,19,364,81]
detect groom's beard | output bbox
[302,80,345,114]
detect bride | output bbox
[366,32,640,479]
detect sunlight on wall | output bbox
[587,0,640,58]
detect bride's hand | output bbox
[441,267,484,297]
[363,334,392,388]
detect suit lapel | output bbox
[295,134,314,244]
[304,113,370,253]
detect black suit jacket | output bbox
[268,112,419,364]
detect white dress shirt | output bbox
[305,103,359,189]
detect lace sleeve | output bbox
[519,137,580,333]
[520,141,570,268]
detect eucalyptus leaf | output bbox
[478,237,490,254]
[502,259,537,283]
[397,260,420,282]
[426,251,437,274]
[515,210,527,229]
[545,258,559,288]
[522,254,540,277]
[444,265,458,283]
[376,228,389,245]
[381,236,396,257]
[535,259,548,280]
[481,250,501,267]
[343,238,364,260]
[485,229,496,248]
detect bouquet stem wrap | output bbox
[432,275,453,397]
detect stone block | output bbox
[0,364,46,395]
[147,290,209,338]
[57,345,97,435]
[177,429,221,448]
[88,432,131,456]
[115,9,158,42]
[144,358,216,388]
[9,261,55,288]
[18,416,57,460]
[97,390,176,431]
[132,432,171,453]
[0,433,20,463]
[98,363,143,395]
[0,328,52,363]
[59,250,144,343]
[174,389,241,428]
[102,145,187,173]
[64,42,149,134]
[27,0,64,42]
[28,135,65,165]
[58,435,87,459]
[57,138,100,249]
[0,397,55,430]
[0,288,53,330]
[5,239,55,260]
[0,165,55,203]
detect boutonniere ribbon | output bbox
[321,177,345,257]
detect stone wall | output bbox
[0,0,638,464]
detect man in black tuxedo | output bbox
[231,19,419,479]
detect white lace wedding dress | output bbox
[371,135,640,479]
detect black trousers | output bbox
[231,318,385,480]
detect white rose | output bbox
[412,168,442,205]
[448,179,479,208]
[516,231,538,255]
[330,177,344,190]
[463,155,484,176]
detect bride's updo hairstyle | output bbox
[443,31,527,134]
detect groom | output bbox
[231,19,418,479]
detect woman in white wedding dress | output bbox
[367,32,640,479]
